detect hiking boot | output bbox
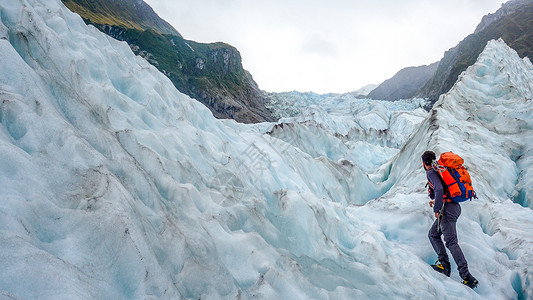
[462,273,479,289]
[431,259,451,277]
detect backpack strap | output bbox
[429,165,452,202]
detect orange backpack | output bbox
[432,152,476,202]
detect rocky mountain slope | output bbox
[367,62,438,101]
[62,0,274,123]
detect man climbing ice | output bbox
[422,150,479,289]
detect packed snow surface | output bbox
[0,0,532,299]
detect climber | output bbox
[422,150,479,289]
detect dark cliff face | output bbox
[417,0,533,103]
[62,0,274,123]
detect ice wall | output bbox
[268,97,428,174]
[0,0,396,298]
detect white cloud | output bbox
[300,34,340,58]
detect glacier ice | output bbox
[268,96,428,175]
[0,0,532,299]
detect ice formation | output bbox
[0,0,532,299]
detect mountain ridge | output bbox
[474,0,530,33]
[366,62,438,101]
[62,0,180,36]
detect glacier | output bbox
[0,0,532,299]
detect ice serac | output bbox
[373,38,533,299]
[1,0,533,299]
[267,96,428,174]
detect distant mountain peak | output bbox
[351,84,378,97]
[367,62,438,101]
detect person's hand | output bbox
[429,200,435,207]
[435,212,440,219]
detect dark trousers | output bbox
[428,202,470,278]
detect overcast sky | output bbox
[143,0,508,94]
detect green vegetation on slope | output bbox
[62,0,179,35]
